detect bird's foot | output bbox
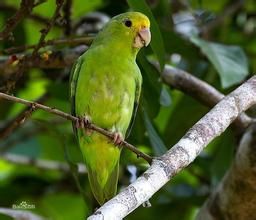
[75,115,91,129]
[113,132,124,146]
[76,116,93,136]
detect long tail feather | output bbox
[78,131,120,204]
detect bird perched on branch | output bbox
[70,12,151,204]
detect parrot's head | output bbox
[112,12,151,49]
[92,12,151,55]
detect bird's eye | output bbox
[124,19,132,27]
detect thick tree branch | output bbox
[87,76,256,220]
[156,63,252,131]
[196,123,256,220]
[0,92,152,164]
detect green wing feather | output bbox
[70,56,83,116]
[126,75,142,138]
[69,56,83,136]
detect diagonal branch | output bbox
[155,63,252,132]
[0,125,47,153]
[0,0,65,93]
[63,0,72,36]
[0,93,48,139]
[0,92,152,164]
[0,2,63,27]
[31,0,64,57]
[87,76,256,220]
[0,0,35,40]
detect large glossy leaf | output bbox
[143,110,167,156]
[191,36,249,88]
[210,129,234,185]
[160,85,172,107]
[138,53,162,119]
[127,0,165,70]
[163,94,208,147]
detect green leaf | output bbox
[8,70,49,117]
[163,94,208,147]
[0,214,13,220]
[190,36,249,88]
[210,130,234,185]
[39,193,88,220]
[47,82,69,101]
[160,85,172,107]
[143,110,167,156]
[138,54,162,118]
[127,0,165,70]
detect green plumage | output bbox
[70,12,150,204]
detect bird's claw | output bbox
[113,132,124,145]
[75,116,91,129]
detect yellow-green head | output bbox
[91,12,151,55]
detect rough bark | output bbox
[196,124,256,220]
[87,76,256,219]
[154,62,252,131]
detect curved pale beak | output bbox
[133,27,151,48]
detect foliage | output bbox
[0,0,255,219]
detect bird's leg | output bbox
[75,116,93,135]
[113,132,124,145]
[75,115,91,128]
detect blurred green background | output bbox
[0,0,255,219]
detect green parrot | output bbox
[70,12,151,205]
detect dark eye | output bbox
[124,19,132,27]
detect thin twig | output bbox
[0,0,35,40]
[63,0,72,36]
[4,36,93,54]
[1,48,252,133]
[1,0,65,93]
[0,3,63,27]
[31,0,64,57]
[0,118,67,153]
[0,153,86,173]
[0,93,48,139]
[0,92,152,164]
